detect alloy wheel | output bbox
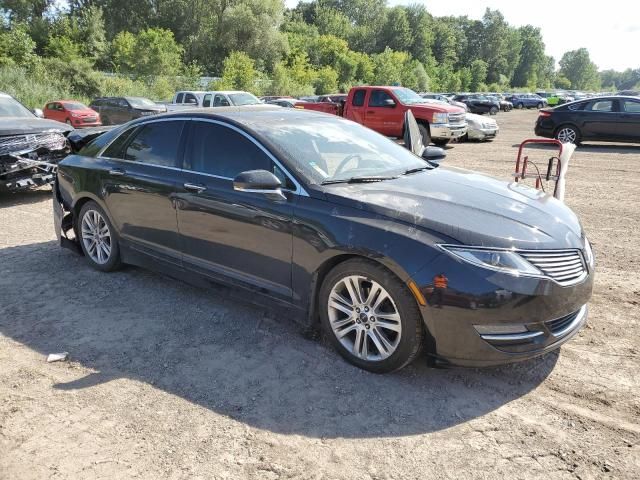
[557,127,577,144]
[81,209,112,265]
[327,275,402,361]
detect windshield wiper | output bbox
[321,175,398,185]
[403,165,432,175]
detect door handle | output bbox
[184,182,207,193]
[109,168,125,176]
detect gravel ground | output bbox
[1,109,638,479]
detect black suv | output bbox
[535,96,640,144]
[453,94,500,115]
[89,97,166,125]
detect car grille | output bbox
[545,309,581,336]
[0,132,68,156]
[520,250,587,286]
[449,112,466,125]
[83,117,97,123]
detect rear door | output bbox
[174,119,297,301]
[580,99,618,139]
[346,88,367,124]
[99,119,185,264]
[619,98,640,141]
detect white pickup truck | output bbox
[166,90,265,111]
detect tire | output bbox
[77,201,122,272]
[490,106,498,115]
[319,258,424,373]
[65,119,72,125]
[537,102,543,109]
[555,124,581,145]
[516,102,524,109]
[433,138,449,146]
[418,123,431,146]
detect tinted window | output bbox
[185,121,292,189]
[368,90,394,107]
[623,100,640,113]
[184,93,198,104]
[203,94,212,107]
[176,93,184,103]
[351,89,366,107]
[568,102,585,111]
[102,127,138,158]
[213,94,230,107]
[123,121,184,167]
[587,100,613,112]
[118,99,129,109]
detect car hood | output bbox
[0,117,73,136]
[322,166,583,250]
[406,103,465,114]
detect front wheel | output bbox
[516,102,524,109]
[537,102,544,109]
[319,259,423,373]
[77,201,122,271]
[490,106,498,115]
[418,123,431,146]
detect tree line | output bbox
[1,0,638,107]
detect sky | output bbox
[285,0,640,71]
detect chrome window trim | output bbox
[95,116,309,196]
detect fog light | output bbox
[474,324,528,335]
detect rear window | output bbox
[623,100,640,113]
[351,90,366,107]
[587,100,613,112]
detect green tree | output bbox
[0,23,36,66]
[469,59,487,91]
[559,48,600,90]
[372,47,407,85]
[314,65,338,94]
[377,6,412,53]
[216,51,258,91]
[512,26,545,87]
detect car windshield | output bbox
[127,97,156,107]
[63,102,88,110]
[229,93,262,106]
[254,117,430,184]
[0,95,34,118]
[392,87,427,105]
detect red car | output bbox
[43,100,101,128]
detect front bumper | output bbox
[468,126,499,141]
[411,251,594,367]
[431,123,468,140]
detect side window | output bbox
[123,121,185,167]
[568,102,585,111]
[102,127,138,158]
[185,121,294,188]
[203,94,212,107]
[368,90,393,107]
[184,93,197,105]
[623,100,640,113]
[176,93,184,104]
[45,103,54,110]
[351,89,366,107]
[587,100,613,112]
[213,94,230,107]
[118,99,129,109]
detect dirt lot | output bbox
[1,109,638,479]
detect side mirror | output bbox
[233,170,286,200]
[383,98,396,108]
[422,146,447,165]
[32,108,44,118]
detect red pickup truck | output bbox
[302,86,467,146]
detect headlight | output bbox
[583,237,594,267]
[440,245,542,276]
[432,112,449,124]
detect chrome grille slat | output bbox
[520,249,587,286]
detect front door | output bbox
[175,120,296,301]
[100,119,185,264]
[364,89,403,136]
[619,98,640,141]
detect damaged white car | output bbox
[463,113,499,142]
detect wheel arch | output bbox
[554,122,581,139]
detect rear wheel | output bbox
[490,106,499,115]
[537,102,544,109]
[555,125,581,145]
[319,259,423,373]
[77,201,122,272]
[516,102,524,109]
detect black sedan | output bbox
[535,96,640,144]
[453,95,500,115]
[53,108,594,373]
